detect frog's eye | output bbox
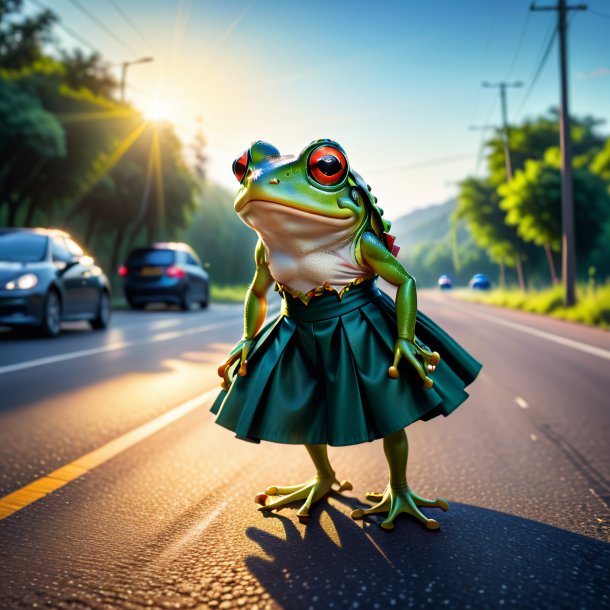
[232,150,249,182]
[307,145,348,186]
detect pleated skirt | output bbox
[211,279,481,446]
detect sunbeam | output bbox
[79,120,148,195]
[151,125,166,239]
[57,108,139,124]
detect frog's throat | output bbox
[237,198,356,222]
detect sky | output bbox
[31,0,610,220]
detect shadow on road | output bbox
[246,498,610,609]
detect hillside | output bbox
[389,199,457,250]
[390,199,497,287]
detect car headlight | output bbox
[5,273,39,291]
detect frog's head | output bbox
[231,139,390,238]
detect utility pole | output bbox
[531,1,587,307]
[481,81,525,290]
[481,81,523,180]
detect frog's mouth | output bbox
[237,198,354,222]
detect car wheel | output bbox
[40,289,62,338]
[91,290,111,329]
[181,287,192,311]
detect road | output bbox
[0,291,609,610]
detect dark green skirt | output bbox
[211,279,481,446]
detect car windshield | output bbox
[0,233,48,262]
[127,249,175,266]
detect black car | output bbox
[0,228,111,337]
[120,242,209,310]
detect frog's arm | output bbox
[217,239,274,388]
[359,231,440,388]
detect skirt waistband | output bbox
[281,278,382,322]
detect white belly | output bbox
[239,200,374,293]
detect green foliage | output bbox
[456,176,524,265]
[487,110,605,185]
[0,76,65,157]
[0,0,56,70]
[59,49,117,98]
[499,149,610,261]
[182,181,258,285]
[210,284,249,303]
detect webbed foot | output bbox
[351,483,448,530]
[256,475,353,524]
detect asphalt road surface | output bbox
[1,290,609,610]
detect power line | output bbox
[468,0,503,125]
[505,11,532,80]
[513,25,558,119]
[66,0,139,57]
[588,7,610,20]
[27,0,102,56]
[474,94,499,173]
[106,0,155,53]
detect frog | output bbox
[212,139,480,531]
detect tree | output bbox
[499,148,610,281]
[0,69,66,225]
[486,109,605,186]
[0,0,56,70]
[456,177,528,289]
[59,49,117,99]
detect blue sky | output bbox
[33,0,610,219]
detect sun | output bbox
[141,97,175,123]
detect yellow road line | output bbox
[0,387,219,520]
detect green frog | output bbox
[212,139,481,530]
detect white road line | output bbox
[455,306,610,361]
[0,305,282,376]
[515,396,529,409]
[0,320,234,376]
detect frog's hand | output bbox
[217,338,253,390]
[388,338,441,388]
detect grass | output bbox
[210,284,249,303]
[455,283,610,329]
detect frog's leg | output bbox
[351,429,448,530]
[256,444,352,524]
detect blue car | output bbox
[0,228,111,337]
[437,275,453,290]
[469,273,491,290]
[120,242,209,310]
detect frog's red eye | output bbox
[232,150,249,182]
[307,145,347,186]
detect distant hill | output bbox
[390,198,498,287]
[389,199,457,252]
